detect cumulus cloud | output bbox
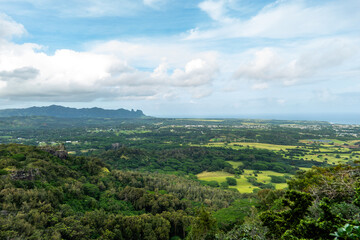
[0,67,39,82]
[90,40,212,69]
[0,35,218,101]
[234,37,359,87]
[171,59,218,87]
[0,11,222,102]
[90,40,219,93]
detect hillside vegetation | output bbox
[1,144,360,239]
[0,116,360,239]
[0,144,244,239]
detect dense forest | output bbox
[0,144,243,239]
[1,144,360,239]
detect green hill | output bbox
[0,105,145,118]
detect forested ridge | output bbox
[0,105,145,119]
[0,144,243,239]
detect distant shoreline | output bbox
[153,113,360,125]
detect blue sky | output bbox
[0,0,359,118]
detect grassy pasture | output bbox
[197,169,290,193]
[229,142,298,151]
[194,142,298,151]
[196,138,358,193]
[196,171,255,193]
[301,153,352,165]
[226,161,243,168]
[197,171,232,182]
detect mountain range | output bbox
[0,105,145,118]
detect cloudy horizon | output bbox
[0,0,359,119]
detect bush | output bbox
[269,175,286,183]
[12,153,26,161]
[200,180,220,188]
[226,177,237,186]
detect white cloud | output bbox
[171,58,218,87]
[234,37,359,87]
[0,34,218,101]
[90,40,211,69]
[189,0,360,40]
[0,13,26,39]
[252,83,268,90]
[199,0,234,23]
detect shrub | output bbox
[226,177,237,186]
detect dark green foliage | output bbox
[260,190,313,239]
[256,189,285,211]
[288,165,360,202]
[82,183,100,199]
[331,202,360,221]
[112,170,241,210]
[331,224,360,240]
[200,180,220,188]
[0,144,240,239]
[215,224,266,240]
[258,163,360,239]
[0,169,7,175]
[213,199,257,231]
[0,116,358,239]
[220,182,229,189]
[102,146,234,174]
[187,206,218,240]
[226,177,237,186]
[270,175,287,183]
[11,153,26,161]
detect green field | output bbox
[193,142,298,151]
[226,161,243,168]
[192,136,360,193]
[197,170,290,193]
[229,142,298,151]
